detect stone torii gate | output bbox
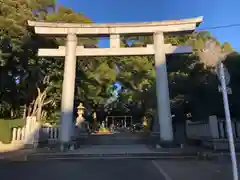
[28,16,203,147]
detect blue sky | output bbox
[57,0,240,51]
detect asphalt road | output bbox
[0,159,236,180]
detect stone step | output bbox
[27,151,203,161]
[80,138,149,145]
[78,134,150,145]
[26,144,215,161]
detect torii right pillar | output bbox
[154,31,173,142]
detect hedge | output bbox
[0,118,25,143]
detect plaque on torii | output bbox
[28,16,203,147]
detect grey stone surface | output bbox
[152,114,160,133]
[80,132,149,145]
[173,122,186,144]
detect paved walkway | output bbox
[154,159,235,180]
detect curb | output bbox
[27,156,199,161]
[2,149,238,161]
[26,151,240,161]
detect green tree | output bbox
[117,31,237,121]
[0,0,105,122]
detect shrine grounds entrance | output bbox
[28,16,202,149]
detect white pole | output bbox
[219,62,238,180]
[154,31,173,141]
[60,33,77,147]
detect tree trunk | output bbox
[27,103,32,116]
[22,104,27,119]
[36,104,42,121]
[10,108,14,118]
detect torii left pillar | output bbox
[59,33,77,150]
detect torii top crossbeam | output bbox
[28,16,203,57]
[28,16,203,36]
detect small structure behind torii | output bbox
[28,16,203,149]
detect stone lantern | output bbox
[75,103,85,127]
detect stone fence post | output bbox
[208,115,219,139]
[25,116,39,148]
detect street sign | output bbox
[218,86,232,94]
[215,63,230,85]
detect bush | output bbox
[0,118,25,143]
